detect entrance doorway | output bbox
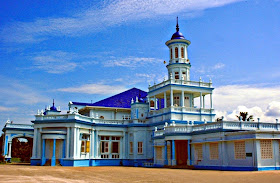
[11,137,33,162]
[175,140,188,165]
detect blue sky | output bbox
[0,0,280,128]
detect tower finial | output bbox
[53,99,55,107]
[176,16,179,32]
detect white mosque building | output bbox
[2,20,280,171]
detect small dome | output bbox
[50,105,57,111]
[171,31,185,40]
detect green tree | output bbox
[236,112,254,121]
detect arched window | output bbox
[175,47,178,58]
[181,47,184,58]
[170,48,173,59]
[150,100,154,108]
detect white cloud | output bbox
[0,80,48,105]
[103,57,162,68]
[0,0,243,43]
[213,84,280,111]
[212,84,280,122]
[30,51,77,74]
[194,62,226,74]
[0,106,17,112]
[265,101,280,117]
[57,83,128,95]
[213,63,225,70]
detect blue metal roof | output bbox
[171,31,185,40]
[72,88,147,108]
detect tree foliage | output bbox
[236,112,254,121]
[11,138,33,162]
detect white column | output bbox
[148,97,151,112]
[66,127,70,158]
[178,45,181,59]
[76,128,79,157]
[170,90,174,107]
[90,129,95,158]
[200,92,202,109]
[179,68,182,81]
[210,93,213,109]
[164,92,167,108]
[37,128,41,158]
[185,46,188,59]
[203,95,205,109]
[71,127,76,158]
[32,128,37,158]
[154,96,157,110]
[172,46,175,62]
[122,132,126,159]
[96,130,99,158]
[181,91,185,107]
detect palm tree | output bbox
[236,112,254,121]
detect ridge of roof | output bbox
[72,87,147,108]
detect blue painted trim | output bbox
[136,109,138,119]
[147,111,215,119]
[51,139,56,166]
[166,63,190,67]
[172,140,176,165]
[166,41,190,46]
[4,136,8,155]
[60,159,152,167]
[41,139,46,166]
[187,140,191,165]
[31,159,42,166]
[192,165,280,171]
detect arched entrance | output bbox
[11,137,33,163]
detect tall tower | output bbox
[165,17,191,81]
[147,18,214,124]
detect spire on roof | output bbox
[176,16,179,32]
[53,99,55,107]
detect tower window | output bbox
[175,47,178,58]
[175,72,179,79]
[170,48,173,59]
[181,47,184,58]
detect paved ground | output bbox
[1,164,280,183]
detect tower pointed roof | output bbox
[171,17,185,40]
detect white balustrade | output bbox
[148,79,212,91]
[154,121,280,137]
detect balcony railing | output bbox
[154,121,280,137]
[149,106,214,117]
[35,113,131,125]
[149,79,212,91]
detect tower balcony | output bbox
[148,79,212,92]
[148,106,214,123]
[149,106,214,116]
